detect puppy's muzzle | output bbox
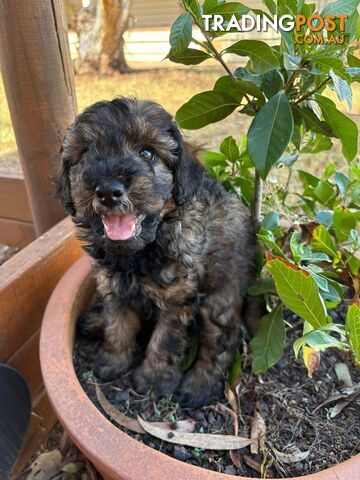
[95,179,125,209]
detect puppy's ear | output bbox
[54,144,76,216]
[171,124,204,206]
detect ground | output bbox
[1,68,359,179]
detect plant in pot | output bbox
[40,0,360,479]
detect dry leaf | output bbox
[250,403,266,454]
[27,449,62,480]
[216,404,242,469]
[274,448,309,464]
[137,416,254,450]
[303,346,320,378]
[96,384,196,434]
[243,455,261,473]
[95,384,145,434]
[225,383,240,414]
[330,399,354,418]
[312,386,360,414]
[334,362,353,388]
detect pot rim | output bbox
[40,255,360,480]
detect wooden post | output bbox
[0,0,77,235]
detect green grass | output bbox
[1,68,358,180]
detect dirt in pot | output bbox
[74,309,360,478]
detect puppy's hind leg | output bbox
[177,294,242,408]
[77,303,105,341]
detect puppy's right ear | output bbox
[54,143,76,216]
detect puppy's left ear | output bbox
[171,124,204,205]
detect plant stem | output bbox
[292,77,331,106]
[283,167,293,204]
[251,171,263,229]
[202,33,252,104]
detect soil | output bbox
[74,309,360,478]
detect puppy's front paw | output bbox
[132,360,182,398]
[93,348,133,382]
[176,369,224,408]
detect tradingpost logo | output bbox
[202,14,349,45]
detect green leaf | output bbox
[214,76,265,103]
[346,250,360,276]
[200,151,226,169]
[348,53,360,67]
[316,210,333,228]
[346,304,360,364]
[234,67,262,86]
[62,463,79,474]
[168,48,211,65]
[297,107,332,137]
[311,225,338,258]
[267,256,327,329]
[220,136,240,162]
[335,172,350,198]
[248,277,276,296]
[284,53,302,71]
[248,91,294,179]
[169,13,192,54]
[275,152,299,167]
[203,0,225,14]
[314,57,350,81]
[294,330,348,358]
[316,95,358,162]
[225,40,280,74]
[251,305,285,373]
[261,212,279,230]
[333,207,356,243]
[313,180,336,207]
[261,70,284,99]
[298,171,319,189]
[182,0,203,25]
[329,70,352,108]
[176,91,239,129]
[321,0,359,17]
[257,229,287,258]
[346,67,360,82]
[228,350,242,388]
[211,2,250,20]
[262,0,276,14]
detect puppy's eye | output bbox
[139,147,154,162]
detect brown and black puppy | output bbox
[55,97,256,407]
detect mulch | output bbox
[73,308,360,478]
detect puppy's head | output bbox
[55,97,203,252]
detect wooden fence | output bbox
[0,173,35,248]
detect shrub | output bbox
[168,0,360,374]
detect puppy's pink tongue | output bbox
[102,214,137,241]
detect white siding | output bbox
[130,0,182,27]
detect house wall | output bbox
[66,0,328,66]
[125,0,325,65]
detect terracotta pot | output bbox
[40,256,360,480]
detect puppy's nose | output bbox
[95,180,125,207]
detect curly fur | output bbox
[55,97,256,407]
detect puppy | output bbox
[55,97,256,407]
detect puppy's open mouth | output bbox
[102,213,142,241]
